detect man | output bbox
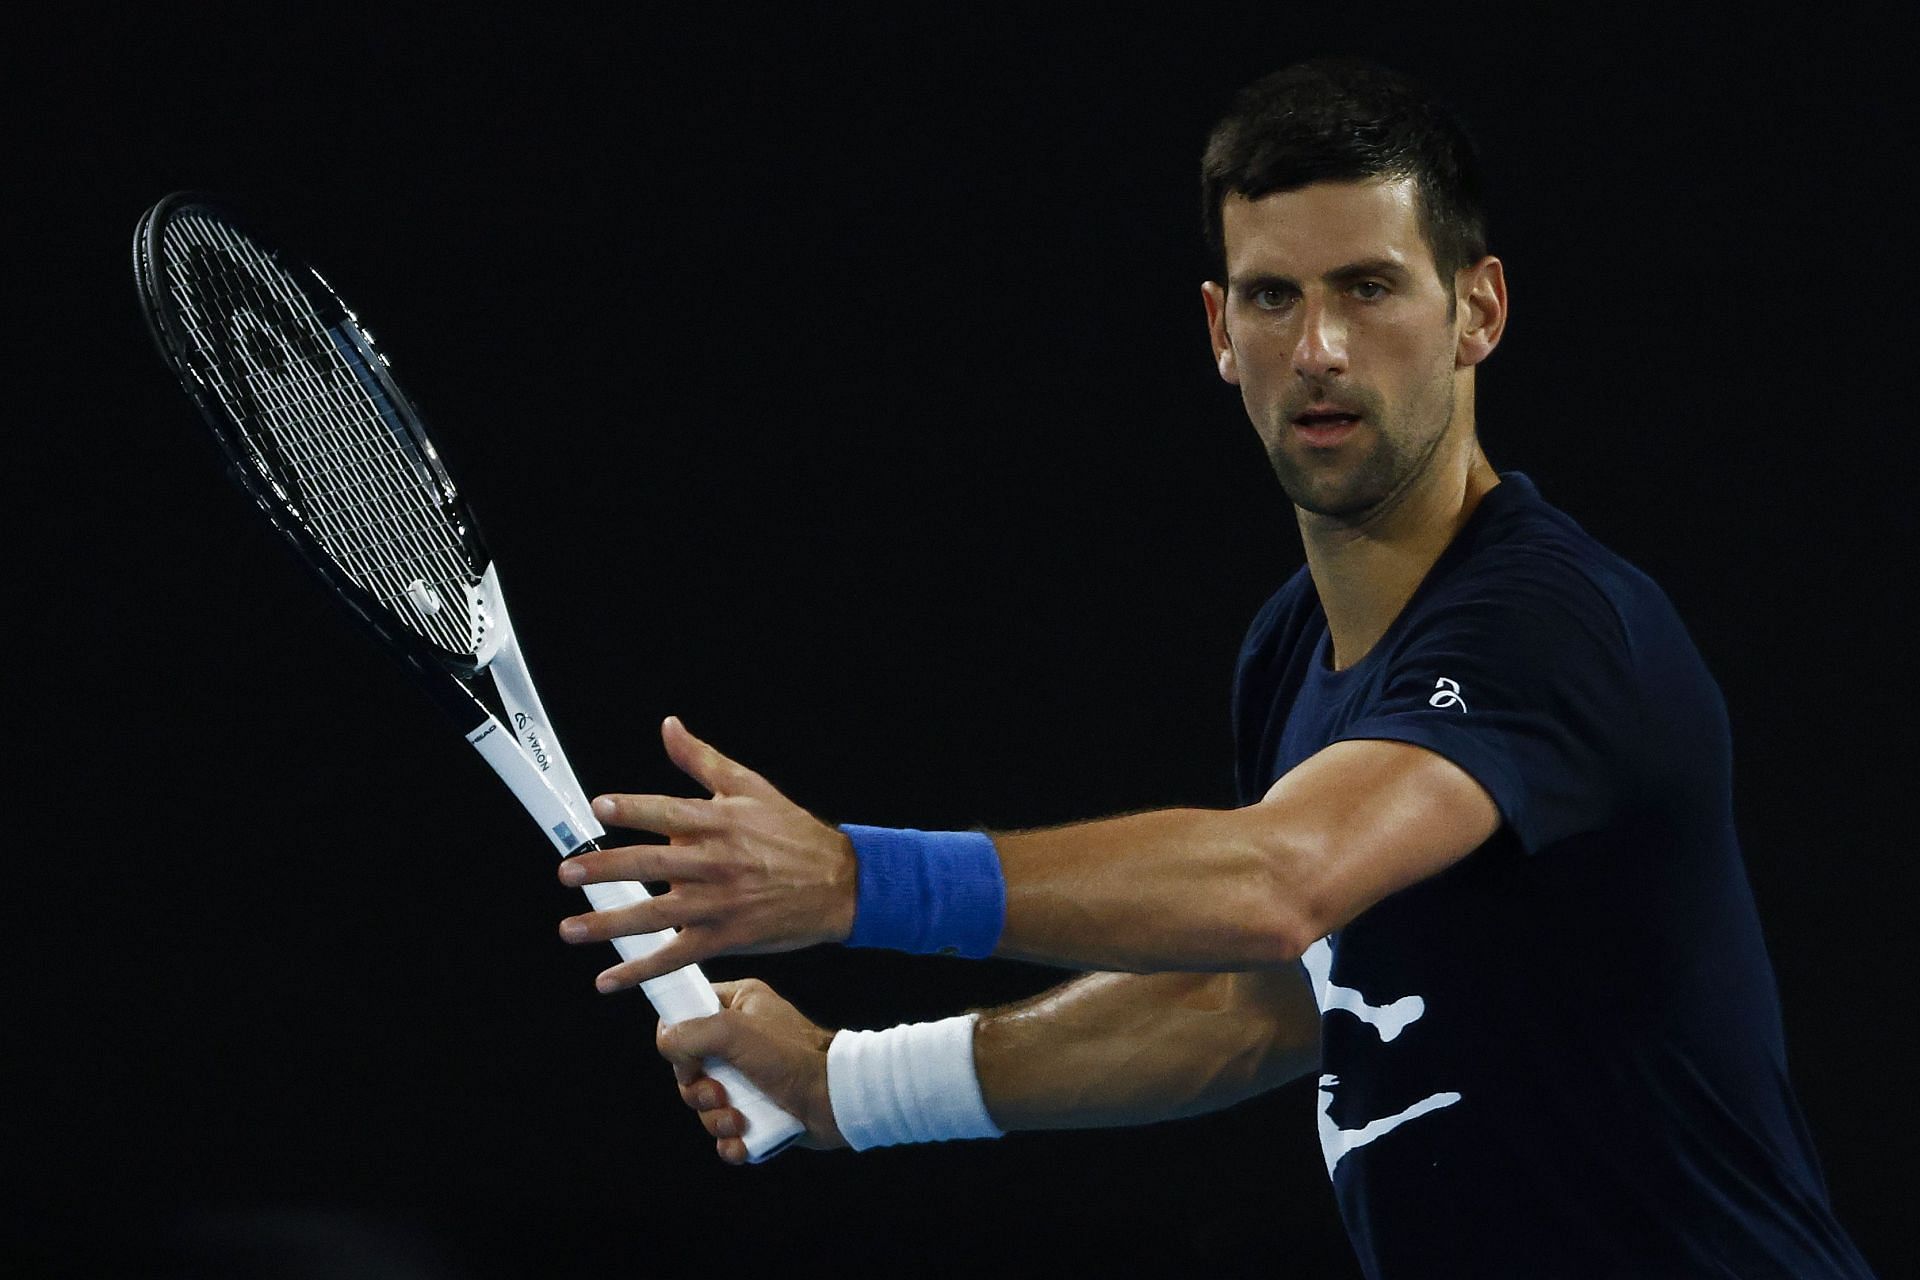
[554,60,1874,1278]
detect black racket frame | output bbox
[134,192,499,725]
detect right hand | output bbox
[656,978,847,1164]
[559,718,859,990]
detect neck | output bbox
[1298,425,1500,672]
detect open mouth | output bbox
[1292,411,1361,445]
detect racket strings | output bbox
[163,216,473,612]
[181,218,468,593]
[164,229,450,576]
[162,214,484,656]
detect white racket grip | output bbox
[582,881,806,1163]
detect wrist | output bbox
[826,1014,1003,1151]
[805,1022,848,1149]
[827,827,859,944]
[838,824,1006,957]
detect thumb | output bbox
[660,715,774,799]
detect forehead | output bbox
[1220,177,1431,279]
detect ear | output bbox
[1201,280,1239,384]
[1454,256,1507,369]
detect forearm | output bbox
[654,958,1320,1161]
[973,966,1321,1133]
[991,805,1314,972]
[577,730,1488,989]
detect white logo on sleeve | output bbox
[1303,937,1463,1176]
[1428,677,1467,711]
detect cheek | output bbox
[1375,327,1455,400]
[1231,329,1297,387]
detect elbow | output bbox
[1261,909,1322,967]
[1236,878,1321,967]
[1250,827,1333,966]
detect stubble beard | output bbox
[1262,368,1458,523]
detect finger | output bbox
[700,1105,747,1142]
[661,716,776,800]
[656,1008,733,1064]
[677,1072,728,1111]
[558,842,705,889]
[710,978,771,1010]
[558,889,699,945]
[584,792,718,838]
[597,930,723,992]
[715,1136,748,1166]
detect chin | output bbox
[1268,457,1387,521]
[1294,488,1383,521]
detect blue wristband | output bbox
[840,825,1006,958]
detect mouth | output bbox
[1291,409,1362,448]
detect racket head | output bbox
[135,193,499,679]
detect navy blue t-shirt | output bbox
[1231,472,1873,1279]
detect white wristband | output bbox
[827,1013,1004,1151]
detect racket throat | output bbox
[465,564,603,852]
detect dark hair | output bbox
[1200,58,1489,288]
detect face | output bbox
[1201,177,1496,522]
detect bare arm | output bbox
[974,965,1321,1132]
[989,738,1498,971]
[562,719,1499,984]
[656,965,1322,1163]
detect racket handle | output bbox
[586,882,807,1162]
[641,967,808,1163]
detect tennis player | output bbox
[558,59,1875,1278]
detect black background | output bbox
[8,5,1913,1277]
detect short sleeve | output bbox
[1336,556,1638,855]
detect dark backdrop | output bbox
[9,6,1911,1277]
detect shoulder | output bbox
[1416,478,1682,662]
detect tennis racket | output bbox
[133,192,803,1162]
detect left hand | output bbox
[657,978,846,1165]
[557,716,858,989]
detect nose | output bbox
[1292,294,1347,381]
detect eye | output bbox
[1250,286,1295,310]
[1353,280,1388,300]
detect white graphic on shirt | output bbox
[1303,936,1463,1176]
[1428,676,1467,711]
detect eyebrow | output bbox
[1230,258,1411,293]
